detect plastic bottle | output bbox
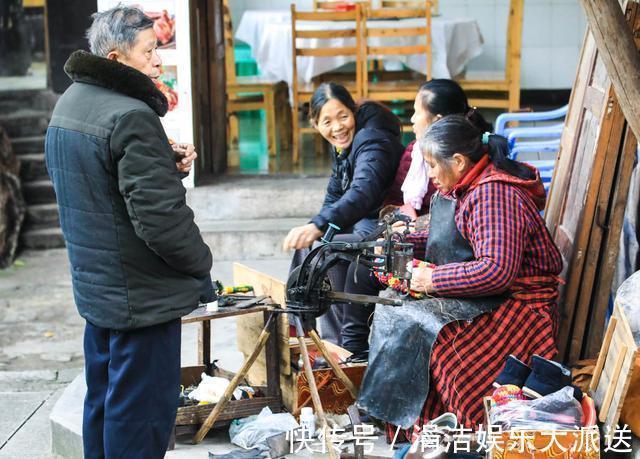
[299,406,316,438]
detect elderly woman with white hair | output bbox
[45,6,214,457]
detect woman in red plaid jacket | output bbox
[352,115,563,434]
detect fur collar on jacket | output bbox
[64,50,168,116]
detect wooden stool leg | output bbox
[276,84,291,151]
[229,113,240,147]
[308,329,358,399]
[198,321,211,374]
[264,310,281,400]
[293,316,337,459]
[292,104,300,163]
[264,89,277,157]
[192,315,274,444]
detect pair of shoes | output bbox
[522,355,576,400]
[493,355,582,401]
[493,355,530,388]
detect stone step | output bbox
[50,375,84,459]
[0,109,50,138]
[187,176,327,221]
[197,217,307,261]
[18,215,302,256]
[18,153,48,182]
[20,227,65,249]
[0,89,58,115]
[11,135,45,155]
[25,203,60,230]
[22,179,56,205]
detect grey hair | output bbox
[86,5,154,57]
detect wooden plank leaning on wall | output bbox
[578,0,640,358]
[545,0,639,363]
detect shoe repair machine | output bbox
[193,212,415,456]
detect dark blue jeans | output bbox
[83,318,181,459]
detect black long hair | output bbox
[421,115,535,180]
[418,79,493,133]
[309,82,401,140]
[309,82,357,123]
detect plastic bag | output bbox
[230,407,299,450]
[489,387,583,431]
[188,373,243,403]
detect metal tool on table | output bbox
[219,294,268,309]
[193,212,414,454]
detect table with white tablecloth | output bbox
[235,10,484,87]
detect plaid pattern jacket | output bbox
[395,161,565,431]
[407,163,562,305]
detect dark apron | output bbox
[356,192,506,428]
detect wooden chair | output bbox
[290,4,364,163]
[361,2,432,130]
[313,0,371,11]
[222,0,290,157]
[456,0,524,112]
[381,0,439,15]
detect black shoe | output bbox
[342,351,368,364]
[522,355,572,399]
[493,354,531,388]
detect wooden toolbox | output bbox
[174,364,281,438]
[172,297,282,442]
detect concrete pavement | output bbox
[0,248,296,458]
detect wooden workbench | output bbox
[172,299,283,443]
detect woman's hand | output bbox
[283,224,323,250]
[411,265,435,294]
[374,238,385,255]
[391,220,415,234]
[172,143,198,173]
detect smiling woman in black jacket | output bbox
[283,82,404,249]
[284,82,404,348]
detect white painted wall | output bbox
[230,0,587,89]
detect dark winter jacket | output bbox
[310,102,404,232]
[45,50,213,330]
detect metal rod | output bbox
[293,315,337,459]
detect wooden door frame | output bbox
[190,0,227,183]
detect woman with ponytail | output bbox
[353,115,563,436]
[382,79,492,220]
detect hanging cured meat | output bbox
[155,77,179,111]
[147,10,176,47]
